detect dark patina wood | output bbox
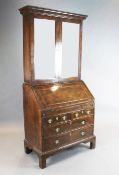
[19,5,87,83]
[19,5,87,23]
[19,5,96,169]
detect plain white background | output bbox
[0,0,119,174]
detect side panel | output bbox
[23,83,42,151]
[23,15,34,82]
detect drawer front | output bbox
[44,108,94,127]
[43,122,70,137]
[71,126,93,142]
[44,132,71,151]
[71,109,94,120]
[45,113,71,127]
[44,116,93,137]
[44,126,93,151]
[71,116,94,130]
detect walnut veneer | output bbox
[19,6,96,169]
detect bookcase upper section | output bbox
[19,6,88,83]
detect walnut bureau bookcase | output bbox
[19,5,96,169]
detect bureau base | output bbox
[24,136,96,169]
[23,81,96,169]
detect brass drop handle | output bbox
[86,110,90,115]
[81,120,85,125]
[56,116,59,121]
[48,119,52,124]
[81,131,85,136]
[55,140,59,144]
[62,115,67,120]
[81,110,84,114]
[55,128,60,132]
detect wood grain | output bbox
[19,6,96,169]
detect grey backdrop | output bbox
[0,0,119,126]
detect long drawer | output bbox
[43,108,94,127]
[43,115,94,137]
[44,126,93,151]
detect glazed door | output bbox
[34,18,81,81]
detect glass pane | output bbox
[62,22,79,78]
[34,19,55,79]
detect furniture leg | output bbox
[90,137,96,149]
[39,155,46,169]
[24,140,32,154]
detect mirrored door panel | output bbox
[62,22,79,78]
[34,19,55,79]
